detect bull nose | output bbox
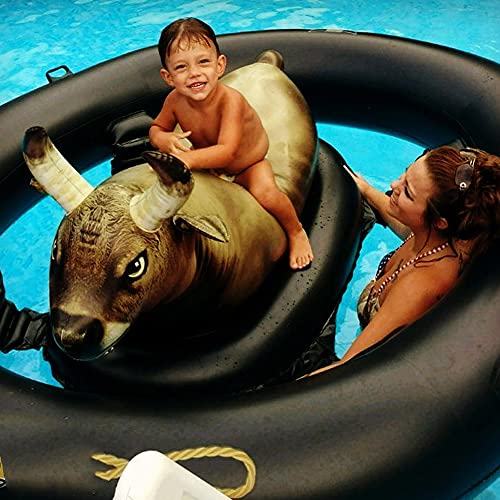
[51,308,105,360]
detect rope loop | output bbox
[92,444,256,498]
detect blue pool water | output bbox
[0,1,498,497]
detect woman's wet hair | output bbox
[424,146,500,251]
[158,17,220,68]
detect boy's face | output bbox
[160,38,226,101]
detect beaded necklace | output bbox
[371,233,449,300]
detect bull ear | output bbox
[172,213,230,243]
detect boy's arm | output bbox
[174,93,246,171]
[149,96,192,155]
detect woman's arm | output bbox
[306,266,457,377]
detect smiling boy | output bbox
[149,18,313,270]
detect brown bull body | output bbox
[24,56,317,360]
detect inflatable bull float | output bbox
[17,48,361,395]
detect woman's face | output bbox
[388,155,435,230]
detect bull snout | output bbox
[51,308,106,360]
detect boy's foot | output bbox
[289,228,313,270]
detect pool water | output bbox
[0,1,498,497]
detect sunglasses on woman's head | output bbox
[456,149,476,191]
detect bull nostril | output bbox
[59,329,73,348]
[81,319,105,346]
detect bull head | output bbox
[23,126,194,360]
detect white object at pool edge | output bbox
[113,450,230,500]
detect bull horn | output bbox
[130,151,194,232]
[23,126,93,213]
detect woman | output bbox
[308,145,500,376]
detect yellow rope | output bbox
[92,445,256,498]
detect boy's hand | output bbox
[154,130,192,155]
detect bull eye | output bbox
[125,250,148,281]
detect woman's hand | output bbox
[343,165,372,197]
[296,360,343,379]
[343,164,410,240]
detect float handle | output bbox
[45,65,73,83]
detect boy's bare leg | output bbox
[235,160,313,270]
